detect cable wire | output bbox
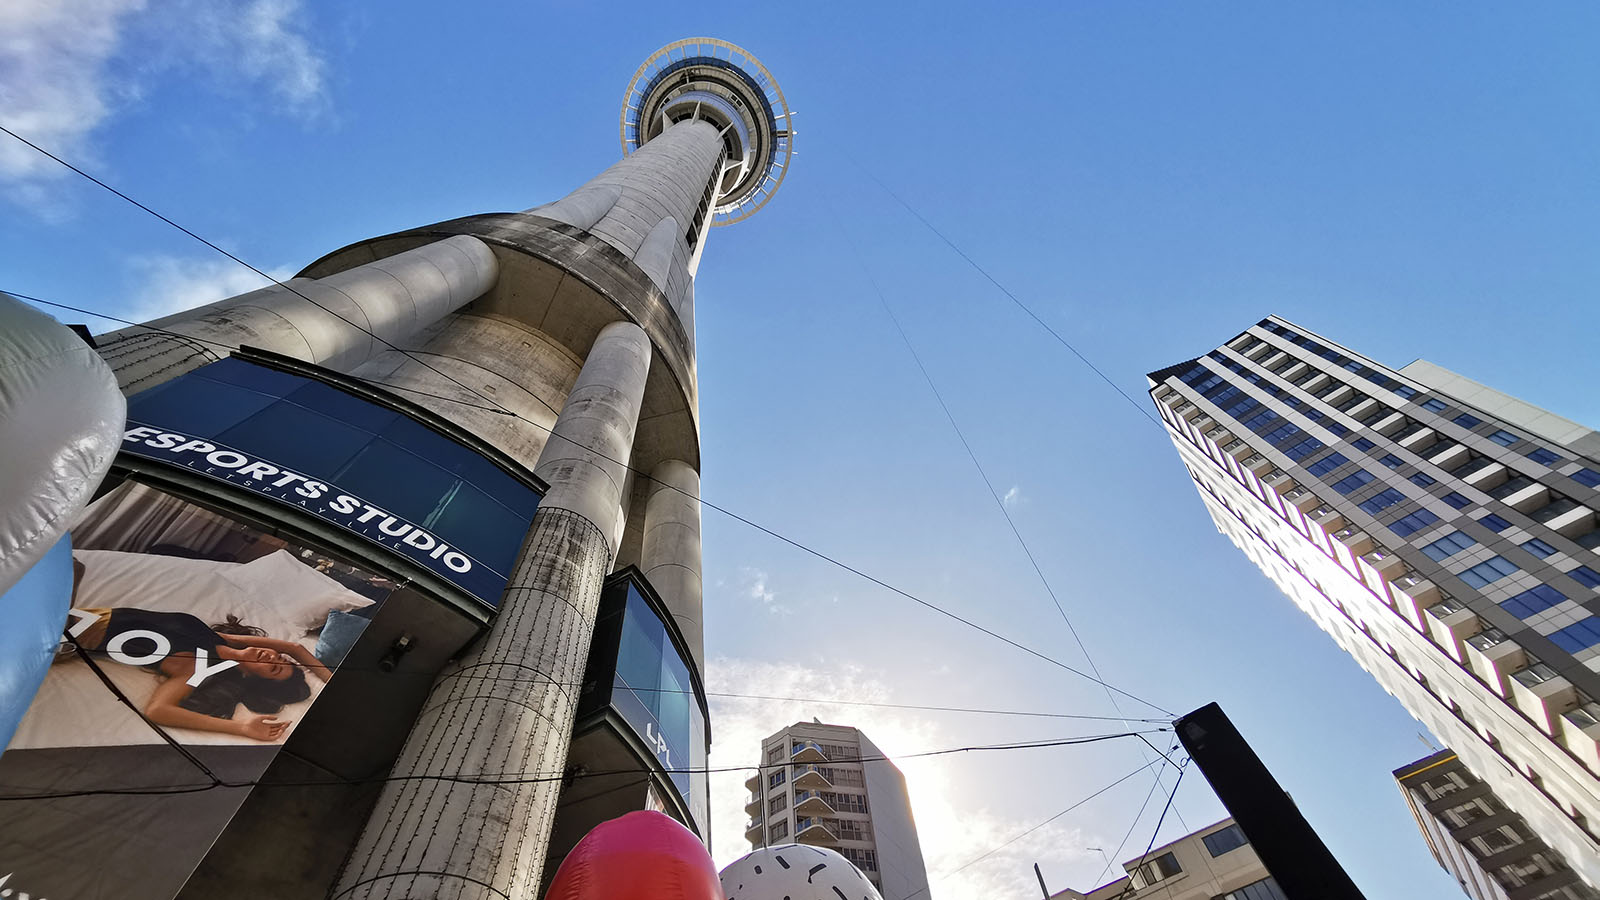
[900,755,1166,900]
[856,167,1161,428]
[1110,759,1188,900]
[2,283,1168,716]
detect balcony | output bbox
[1427,441,1472,470]
[1500,481,1550,513]
[745,816,765,842]
[1361,547,1406,580]
[1422,599,1480,664]
[1459,460,1508,490]
[1335,528,1376,557]
[745,792,764,815]
[1371,412,1408,435]
[1463,630,1527,698]
[794,816,838,845]
[1393,576,1442,632]
[1558,703,1600,768]
[1397,427,1438,453]
[789,741,828,763]
[1508,663,1580,736]
[792,765,833,790]
[1543,504,1598,539]
[794,790,836,817]
[744,772,762,792]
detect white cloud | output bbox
[124,255,292,324]
[0,0,327,212]
[741,567,791,616]
[705,658,1102,900]
[1002,485,1022,507]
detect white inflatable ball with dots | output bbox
[720,844,884,900]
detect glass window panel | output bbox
[1526,447,1561,466]
[193,356,307,396]
[1489,429,1520,447]
[1442,492,1472,509]
[216,400,376,477]
[1422,398,1448,412]
[1479,514,1513,532]
[332,438,458,525]
[1391,510,1440,537]
[129,375,281,437]
[428,480,534,573]
[1452,413,1482,428]
[1572,468,1600,489]
[1460,556,1518,589]
[284,380,402,432]
[1521,538,1558,559]
[1549,618,1600,653]
[1571,566,1600,590]
[1359,489,1405,514]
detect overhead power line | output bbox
[856,167,1161,428]
[1110,759,1189,900]
[0,729,1164,803]
[900,755,1167,900]
[6,283,1169,718]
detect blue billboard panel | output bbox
[122,357,541,609]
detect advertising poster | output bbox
[0,481,397,899]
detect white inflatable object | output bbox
[0,294,124,594]
[720,844,884,900]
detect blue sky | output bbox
[5,2,1600,897]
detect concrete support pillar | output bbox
[332,321,651,900]
[95,234,498,393]
[640,459,704,669]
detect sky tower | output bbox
[0,38,791,900]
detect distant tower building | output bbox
[1050,817,1280,900]
[0,38,790,900]
[1395,750,1598,900]
[1147,316,1600,892]
[745,721,931,900]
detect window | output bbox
[1352,437,1376,451]
[1573,468,1600,489]
[1132,852,1182,888]
[1332,471,1375,494]
[1284,437,1326,461]
[1359,489,1406,514]
[1306,452,1349,476]
[1489,429,1520,447]
[1549,618,1600,653]
[1501,585,1566,618]
[1442,492,1472,509]
[1380,454,1405,469]
[769,770,786,789]
[1521,538,1559,559]
[1571,566,1600,590]
[1527,447,1561,466]
[1453,413,1483,428]
[1394,385,1419,399]
[1409,472,1436,487]
[1479,513,1513,532]
[1468,628,1508,651]
[769,820,788,841]
[770,794,788,814]
[1513,663,1560,688]
[1391,509,1440,537]
[1202,824,1248,857]
[1220,877,1288,900]
[1422,398,1448,412]
[1423,531,1476,562]
[1459,556,1519,589]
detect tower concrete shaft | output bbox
[80,38,788,899]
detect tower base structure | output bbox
[0,37,791,900]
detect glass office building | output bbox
[1149,316,1600,893]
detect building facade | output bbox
[1052,817,1283,900]
[744,721,931,900]
[0,37,789,900]
[1147,316,1600,893]
[1396,750,1599,900]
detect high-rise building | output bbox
[1147,316,1600,892]
[744,721,931,900]
[1051,817,1282,900]
[1396,749,1599,900]
[0,37,790,900]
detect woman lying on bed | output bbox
[68,605,333,742]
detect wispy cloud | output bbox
[124,255,292,324]
[0,0,328,213]
[741,567,791,616]
[705,658,1102,899]
[1002,485,1023,507]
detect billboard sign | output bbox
[0,481,399,899]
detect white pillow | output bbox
[217,549,375,635]
[71,549,253,623]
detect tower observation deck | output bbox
[17,38,794,900]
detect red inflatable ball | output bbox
[544,810,721,900]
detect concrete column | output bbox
[332,321,651,900]
[94,234,497,393]
[640,459,704,669]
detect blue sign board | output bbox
[122,357,542,608]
